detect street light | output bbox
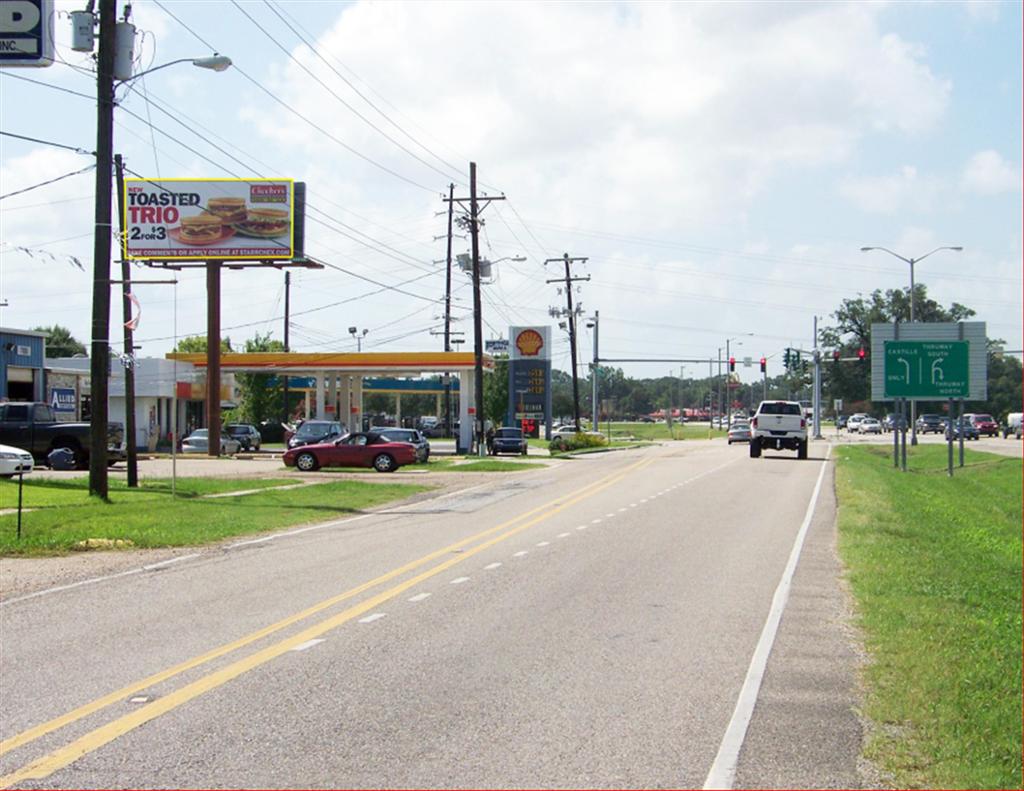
[723,333,752,429]
[87,0,232,498]
[348,327,368,352]
[124,55,232,82]
[861,245,963,445]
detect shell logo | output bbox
[515,329,544,356]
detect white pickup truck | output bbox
[750,400,808,459]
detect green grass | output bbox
[835,445,1022,789]
[0,477,430,556]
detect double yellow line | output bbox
[0,454,655,788]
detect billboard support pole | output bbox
[206,261,221,456]
[114,153,138,486]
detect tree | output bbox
[820,286,975,406]
[483,359,510,426]
[34,324,86,358]
[233,333,283,425]
[173,335,233,353]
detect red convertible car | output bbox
[282,432,417,473]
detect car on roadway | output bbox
[224,423,262,451]
[727,422,751,444]
[859,417,882,434]
[375,428,431,462]
[181,429,240,455]
[490,427,528,456]
[964,413,998,437]
[846,413,869,433]
[915,414,945,434]
[0,444,34,478]
[1003,412,1023,439]
[286,420,346,449]
[283,431,417,473]
[944,419,979,441]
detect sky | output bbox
[1,0,1021,385]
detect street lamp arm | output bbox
[913,245,964,264]
[121,55,233,83]
[860,246,911,264]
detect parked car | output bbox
[423,420,458,438]
[727,422,751,444]
[489,427,528,455]
[860,417,883,434]
[181,429,240,455]
[282,432,416,473]
[0,401,124,469]
[846,413,868,433]
[915,414,945,434]
[286,420,346,449]
[964,413,998,437]
[945,420,979,441]
[0,444,34,478]
[375,428,430,462]
[835,415,848,430]
[224,423,262,451]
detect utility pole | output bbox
[812,316,823,439]
[88,0,117,499]
[545,253,590,432]
[114,153,137,486]
[282,271,290,424]
[442,167,505,455]
[443,183,454,439]
[589,311,599,432]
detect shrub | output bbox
[549,431,608,453]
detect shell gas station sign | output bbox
[508,326,552,437]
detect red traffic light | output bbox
[833,350,841,362]
[759,357,766,373]
[729,356,736,372]
[858,347,866,360]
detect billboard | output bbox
[123,178,294,261]
[0,0,54,67]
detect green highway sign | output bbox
[884,340,969,398]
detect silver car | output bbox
[727,422,752,444]
[860,417,883,434]
[181,429,240,455]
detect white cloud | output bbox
[838,166,947,214]
[961,150,1021,195]
[247,2,952,235]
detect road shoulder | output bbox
[733,454,891,789]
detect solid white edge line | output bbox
[702,445,832,790]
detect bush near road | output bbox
[835,445,1021,789]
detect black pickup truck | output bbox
[0,402,125,469]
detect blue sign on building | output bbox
[50,387,76,412]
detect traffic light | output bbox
[759,357,766,373]
[729,357,736,372]
[783,348,791,370]
[858,347,867,362]
[833,349,841,362]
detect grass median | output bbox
[0,476,430,557]
[835,444,1022,789]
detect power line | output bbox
[0,130,94,156]
[0,164,97,202]
[233,0,463,186]
[153,0,438,193]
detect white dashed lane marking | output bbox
[290,639,325,652]
[450,577,470,585]
[408,593,431,602]
[483,562,502,570]
[358,613,386,624]
[576,525,588,531]
[535,541,550,547]
[591,518,602,524]
[513,551,528,557]
[557,532,571,538]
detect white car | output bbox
[847,413,869,433]
[860,417,883,434]
[0,444,34,478]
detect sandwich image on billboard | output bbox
[123,178,294,260]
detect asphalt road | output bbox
[0,439,874,789]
